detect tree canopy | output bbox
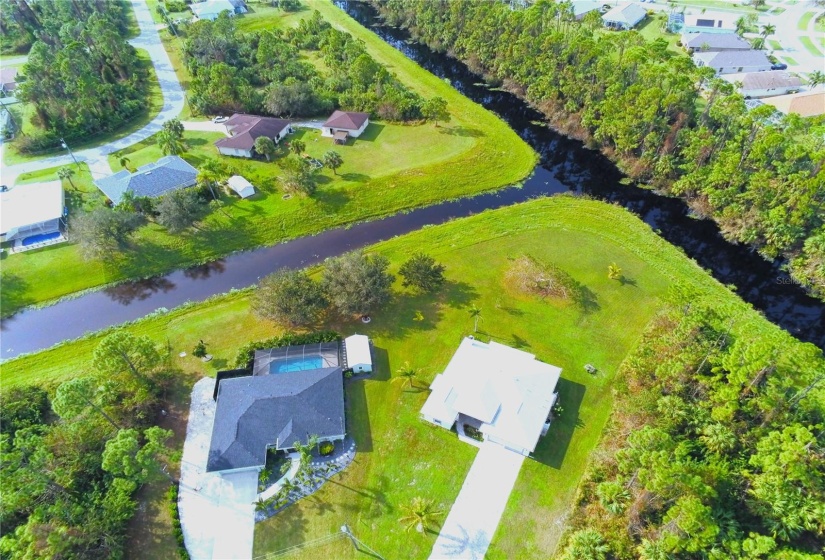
[253,268,328,327]
[322,251,394,317]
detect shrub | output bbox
[505,255,587,304]
[166,484,190,559]
[234,331,340,368]
[319,441,335,456]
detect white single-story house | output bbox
[321,110,370,143]
[738,71,803,99]
[191,0,239,20]
[677,10,739,34]
[681,32,751,53]
[344,334,372,373]
[602,3,647,30]
[571,0,601,20]
[226,175,256,198]
[693,49,772,75]
[0,181,66,249]
[215,114,291,158]
[420,337,561,457]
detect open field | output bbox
[799,35,824,57]
[4,196,810,557]
[236,3,312,32]
[799,11,816,30]
[0,3,536,316]
[1,53,164,166]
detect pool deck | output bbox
[10,233,67,253]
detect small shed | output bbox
[344,334,372,373]
[226,175,256,198]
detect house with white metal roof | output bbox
[0,181,65,249]
[190,0,240,21]
[602,3,647,30]
[420,337,561,456]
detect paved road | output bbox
[179,378,257,560]
[430,442,526,560]
[0,0,185,186]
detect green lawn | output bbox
[782,55,798,65]
[236,4,312,33]
[799,11,816,30]
[3,197,806,557]
[668,0,761,13]
[817,14,825,33]
[2,53,164,166]
[0,2,537,317]
[799,36,824,57]
[769,39,782,51]
[636,14,685,54]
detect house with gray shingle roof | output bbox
[693,49,772,75]
[682,32,751,53]
[602,3,647,30]
[206,349,346,474]
[93,155,198,205]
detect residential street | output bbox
[0,0,185,185]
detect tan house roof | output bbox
[741,71,803,92]
[215,114,290,151]
[763,91,825,117]
[323,110,370,130]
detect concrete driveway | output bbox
[179,378,257,560]
[429,442,526,560]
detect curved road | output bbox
[0,0,185,185]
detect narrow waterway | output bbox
[1,2,822,359]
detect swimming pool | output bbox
[269,355,324,374]
[22,231,62,246]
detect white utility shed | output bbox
[344,334,372,373]
[226,175,256,198]
[0,181,65,241]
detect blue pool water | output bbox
[22,231,62,246]
[269,356,324,374]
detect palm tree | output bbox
[322,150,343,175]
[157,129,187,156]
[57,166,76,190]
[289,140,306,156]
[607,263,622,281]
[808,70,825,89]
[760,23,776,40]
[735,16,747,36]
[393,361,418,389]
[468,304,482,333]
[118,156,131,171]
[254,136,276,161]
[197,158,226,201]
[399,497,443,533]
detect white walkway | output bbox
[429,442,526,560]
[0,0,186,186]
[179,378,257,560]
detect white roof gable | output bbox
[344,334,371,366]
[420,338,561,453]
[0,181,64,235]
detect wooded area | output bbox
[558,286,825,558]
[372,0,825,300]
[185,11,428,121]
[2,0,148,151]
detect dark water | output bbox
[1,3,823,359]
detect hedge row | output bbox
[233,331,341,369]
[167,484,190,560]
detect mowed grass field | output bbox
[0,1,536,317]
[4,197,810,558]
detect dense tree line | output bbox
[0,331,176,559]
[557,286,825,559]
[372,0,825,299]
[6,0,148,152]
[183,10,428,120]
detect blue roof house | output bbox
[94,156,198,205]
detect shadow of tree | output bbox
[103,276,177,305]
[439,280,479,309]
[438,125,485,138]
[183,259,226,280]
[0,271,33,317]
[339,172,370,183]
[355,123,385,142]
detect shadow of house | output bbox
[531,378,586,469]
